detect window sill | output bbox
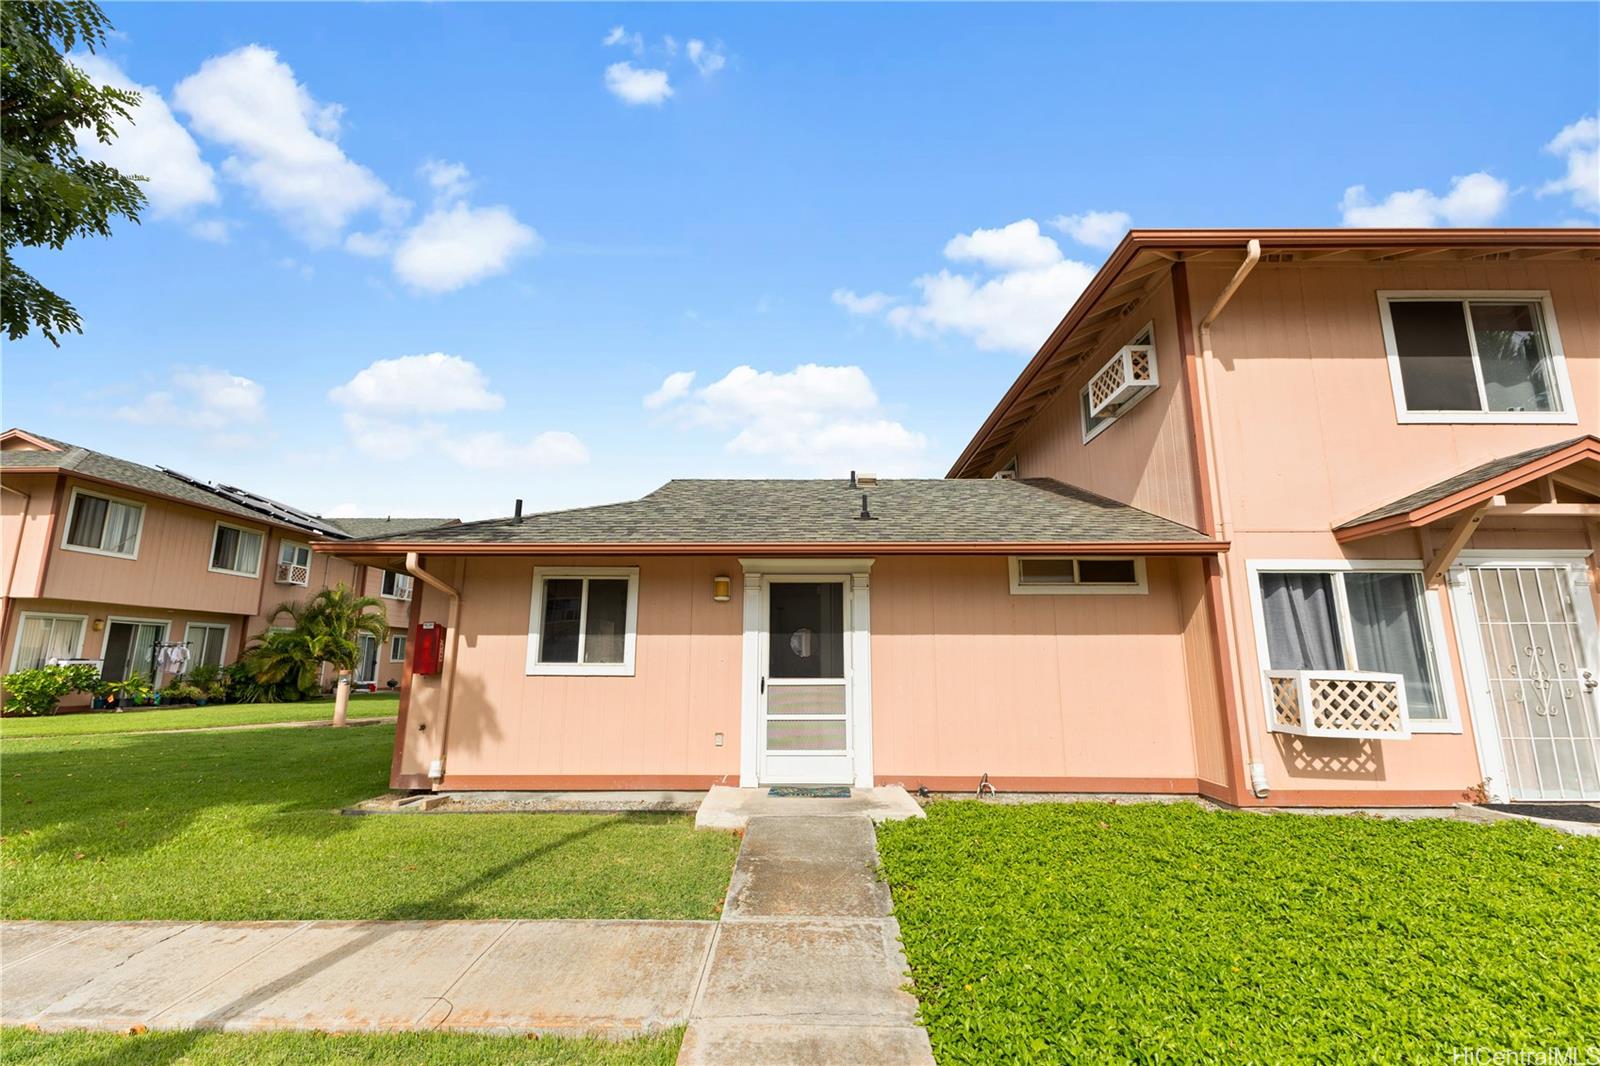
[208,566,261,578]
[1395,411,1578,426]
[1407,720,1463,735]
[60,543,138,561]
[526,662,636,677]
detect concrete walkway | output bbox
[1,796,933,1064]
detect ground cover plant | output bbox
[0,695,399,739]
[876,800,1600,1065]
[0,1026,683,1066]
[1,723,736,920]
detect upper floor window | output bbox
[209,522,263,577]
[1080,324,1157,444]
[276,541,312,586]
[380,571,413,600]
[1008,556,1147,596]
[61,489,143,559]
[1378,293,1575,424]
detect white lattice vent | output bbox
[1087,343,1158,417]
[1266,670,1411,739]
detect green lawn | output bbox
[1,724,737,921]
[0,1026,681,1065]
[0,695,399,739]
[877,801,1600,1065]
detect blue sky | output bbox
[6,2,1597,520]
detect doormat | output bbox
[1482,803,1600,825]
[768,786,851,799]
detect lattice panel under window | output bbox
[1266,670,1411,739]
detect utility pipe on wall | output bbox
[1194,239,1271,798]
[405,552,461,787]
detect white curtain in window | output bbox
[102,500,141,554]
[236,530,262,575]
[1260,573,1343,671]
[1344,572,1441,720]
[14,616,84,669]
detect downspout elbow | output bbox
[405,552,461,786]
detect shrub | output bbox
[2,666,76,716]
[107,672,154,707]
[162,680,203,704]
[224,660,298,704]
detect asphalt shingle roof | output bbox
[1337,436,1597,529]
[328,517,461,538]
[345,477,1213,547]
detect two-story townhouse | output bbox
[951,228,1600,807]
[321,227,1597,810]
[1,429,457,704]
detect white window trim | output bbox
[276,540,312,586]
[1007,556,1148,596]
[183,622,231,668]
[1377,291,1577,425]
[1244,559,1461,734]
[380,570,414,600]
[9,611,89,671]
[1079,320,1157,444]
[59,486,145,560]
[208,520,265,578]
[389,633,407,662]
[525,566,640,677]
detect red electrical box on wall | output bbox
[413,621,444,676]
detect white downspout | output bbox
[405,552,461,787]
[1196,239,1271,798]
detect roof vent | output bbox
[856,493,877,521]
[856,472,879,487]
[512,499,524,524]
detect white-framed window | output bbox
[209,521,264,577]
[389,633,407,662]
[10,612,88,670]
[1378,292,1576,424]
[526,566,640,676]
[1246,561,1458,730]
[380,571,413,600]
[1008,556,1147,596]
[184,623,230,669]
[276,541,312,585]
[1080,323,1156,444]
[60,487,144,559]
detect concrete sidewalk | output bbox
[2,809,933,1064]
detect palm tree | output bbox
[267,583,390,725]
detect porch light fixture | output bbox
[712,575,732,602]
[92,618,104,632]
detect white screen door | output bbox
[1465,563,1600,800]
[355,633,379,685]
[760,578,853,785]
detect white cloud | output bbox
[1050,210,1131,250]
[603,25,644,55]
[328,353,504,414]
[173,45,406,244]
[831,289,895,315]
[686,39,726,76]
[605,62,673,106]
[1338,172,1509,227]
[652,363,930,473]
[441,430,590,469]
[115,367,266,446]
[343,230,390,257]
[71,54,218,218]
[1539,115,1599,213]
[943,219,1062,271]
[392,201,540,293]
[644,370,696,409]
[188,218,233,243]
[419,158,472,201]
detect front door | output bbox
[355,633,379,686]
[1461,562,1600,800]
[760,578,853,785]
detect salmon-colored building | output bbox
[1,430,455,701]
[332,228,1600,808]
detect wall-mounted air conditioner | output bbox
[1086,343,1158,418]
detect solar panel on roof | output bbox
[158,467,348,538]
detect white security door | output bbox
[759,578,853,785]
[1464,563,1600,800]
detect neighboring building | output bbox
[0,429,456,702]
[327,227,1599,808]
